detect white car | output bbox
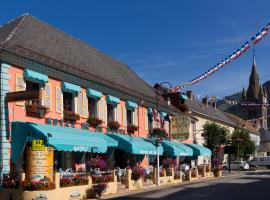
[224,161,249,171]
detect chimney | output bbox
[186,91,193,100]
[202,96,208,106]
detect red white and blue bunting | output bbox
[171,22,270,93]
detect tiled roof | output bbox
[185,99,235,126]
[0,13,172,110]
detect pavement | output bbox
[104,170,270,200]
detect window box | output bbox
[107,121,120,132]
[127,124,138,135]
[150,128,168,139]
[64,110,80,121]
[87,116,103,128]
[25,102,48,118]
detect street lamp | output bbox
[153,137,163,186]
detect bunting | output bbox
[171,21,270,93]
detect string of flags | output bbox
[170,21,270,93]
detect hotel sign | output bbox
[170,115,190,141]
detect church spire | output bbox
[259,85,264,103]
[241,86,247,101]
[246,50,260,102]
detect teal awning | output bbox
[108,133,163,155]
[24,69,48,84]
[11,122,118,163]
[185,144,212,156]
[62,82,81,94]
[162,140,193,157]
[160,112,167,118]
[87,88,103,99]
[180,94,188,100]
[126,101,138,109]
[107,95,120,104]
[147,108,153,114]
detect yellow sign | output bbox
[32,140,45,151]
[26,147,54,181]
[170,115,191,141]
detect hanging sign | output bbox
[32,140,45,151]
[170,115,190,141]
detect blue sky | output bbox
[1,0,270,97]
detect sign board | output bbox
[170,115,191,141]
[32,140,45,151]
[26,147,54,181]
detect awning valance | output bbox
[160,112,168,118]
[11,122,118,163]
[87,88,103,99]
[62,82,81,94]
[126,101,138,109]
[108,133,163,155]
[107,95,120,104]
[185,144,212,156]
[24,69,49,84]
[162,140,193,157]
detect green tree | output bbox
[231,129,256,159]
[202,122,229,157]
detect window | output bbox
[88,97,97,117]
[107,103,115,122]
[127,109,133,125]
[26,81,39,91]
[63,92,73,112]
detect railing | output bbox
[60,171,88,188]
[91,170,114,184]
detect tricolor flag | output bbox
[252,32,263,45]
[261,27,268,37]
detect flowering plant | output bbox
[107,121,120,131]
[162,158,175,169]
[92,175,113,184]
[92,183,107,197]
[2,173,19,189]
[150,128,168,139]
[89,158,108,170]
[131,166,145,181]
[87,116,103,128]
[60,174,88,187]
[23,177,55,191]
[127,124,138,134]
[191,169,197,178]
[212,158,221,171]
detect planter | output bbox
[107,121,120,132]
[88,116,103,128]
[213,170,222,177]
[150,128,168,139]
[127,125,138,135]
[25,103,48,118]
[63,110,80,121]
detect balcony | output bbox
[6,90,40,102]
[25,100,48,118]
[63,110,80,121]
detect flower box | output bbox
[127,124,138,135]
[23,180,55,191]
[87,116,103,128]
[64,110,80,121]
[2,173,20,189]
[60,175,88,187]
[150,128,168,139]
[131,166,145,181]
[25,103,48,118]
[107,121,120,132]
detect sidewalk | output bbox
[99,171,241,200]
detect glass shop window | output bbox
[107,103,115,122]
[63,92,74,112]
[88,97,97,117]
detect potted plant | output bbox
[92,183,107,198]
[88,158,108,170]
[212,158,222,177]
[25,102,48,118]
[162,158,174,169]
[87,116,103,128]
[107,121,120,132]
[127,124,138,135]
[150,128,168,139]
[63,110,80,121]
[131,166,145,181]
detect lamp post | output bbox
[153,137,163,186]
[234,136,243,173]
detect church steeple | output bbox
[259,85,264,103]
[247,53,260,102]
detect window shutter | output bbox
[55,86,63,114]
[134,108,138,126]
[145,109,148,131]
[77,92,83,116]
[98,98,103,120]
[82,92,88,118]
[123,105,127,127]
[116,104,121,123]
[15,74,26,106]
[44,83,52,111]
[103,98,107,125]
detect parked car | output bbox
[223,161,249,171]
[250,157,270,168]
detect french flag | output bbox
[252,32,263,45]
[261,27,269,37]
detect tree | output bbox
[202,122,230,157]
[231,129,256,159]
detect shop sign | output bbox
[170,115,190,141]
[32,140,45,151]
[26,147,54,181]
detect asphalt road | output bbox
[111,171,270,200]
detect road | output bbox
[110,171,270,200]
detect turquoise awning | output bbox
[11,122,118,163]
[185,144,212,156]
[160,112,167,118]
[108,133,163,155]
[107,95,120,104]
[180,94,188,100]
[162,140,193,157]
[147,108,153,114]
[87,88,103,99]
[24,69,49,84]
[126,101,138,109]
[62,82,81,94]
